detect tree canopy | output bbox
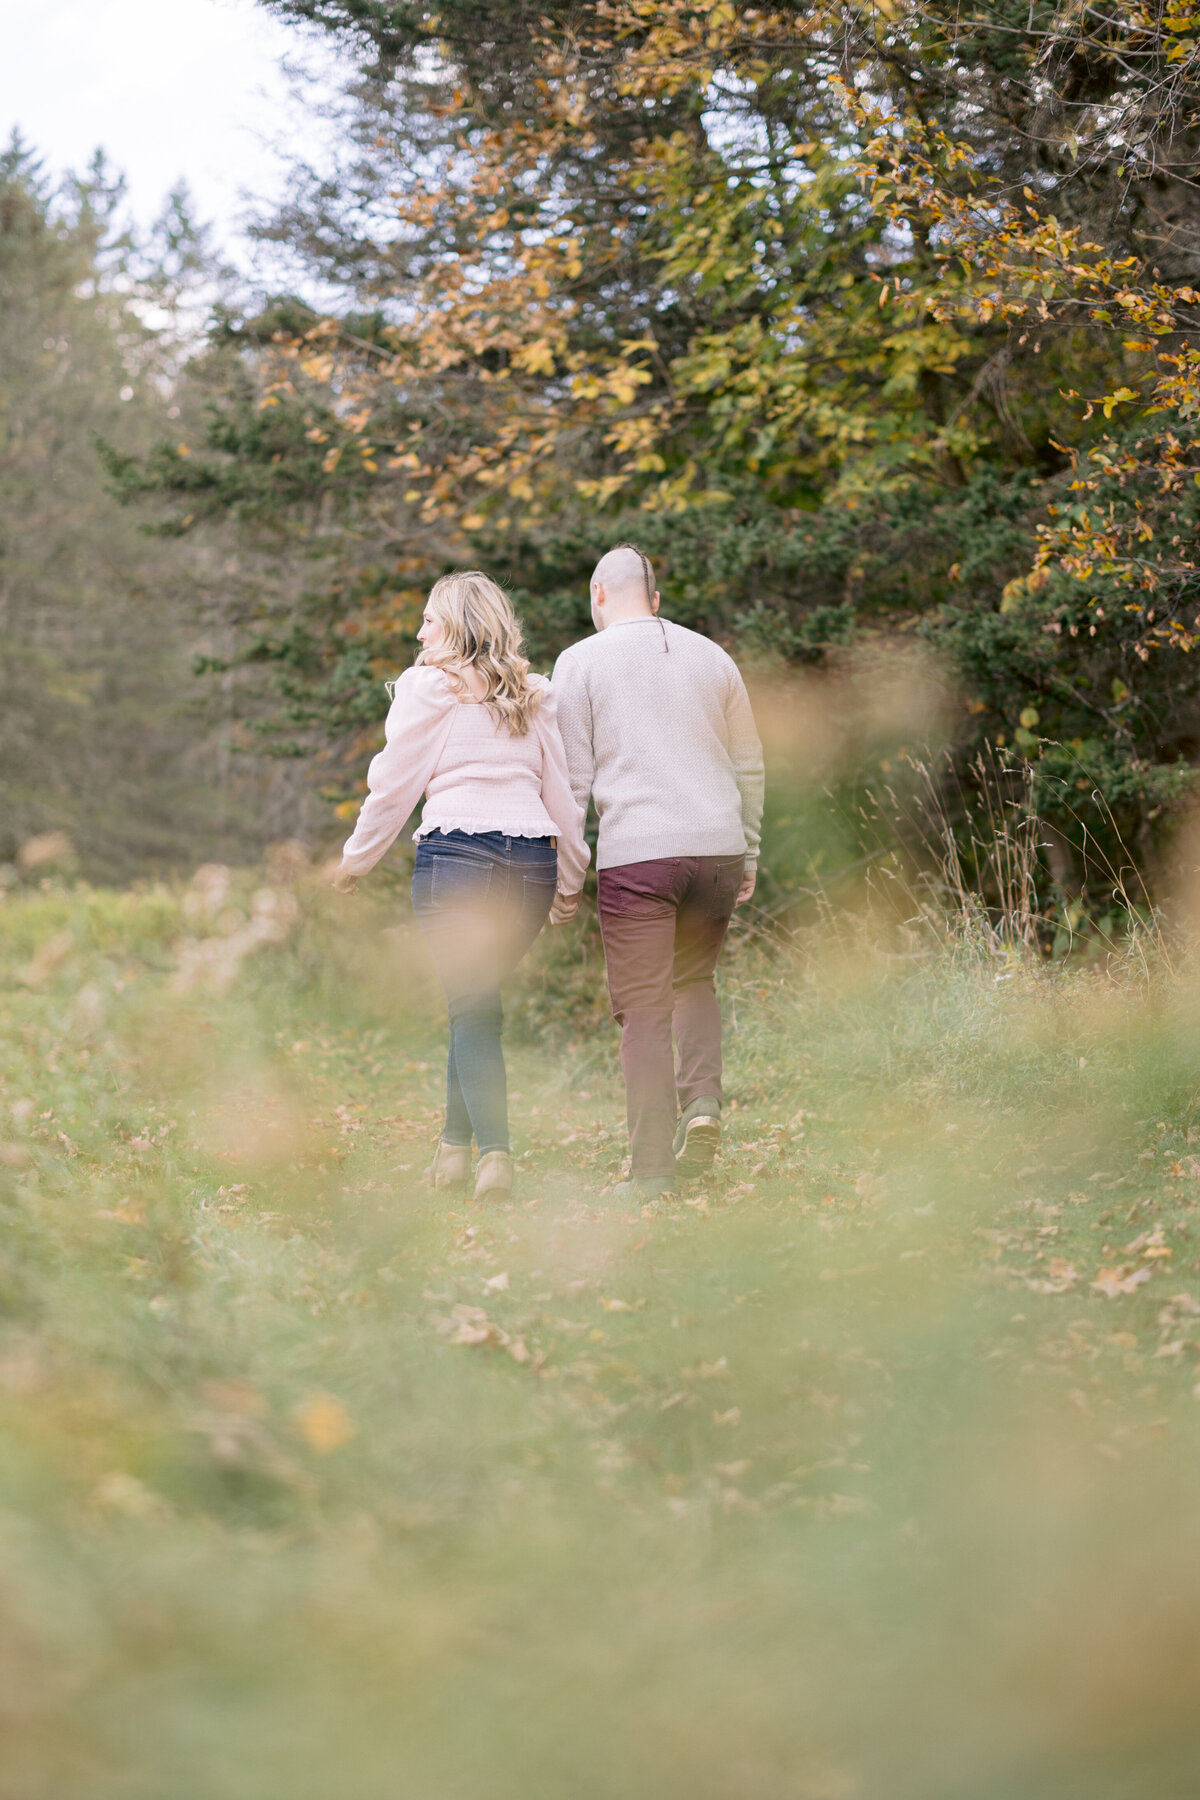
[109,0,1200,907]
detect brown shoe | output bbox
[474,1150,513,1200]
[427,1140,471,1190]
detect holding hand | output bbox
[549,888,582,926]
[331,864,359,895]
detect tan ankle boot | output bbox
[474,1150,513,1200]
[427,1140,471,1190]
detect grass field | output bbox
[3,861,1200,1799]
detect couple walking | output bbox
[333,544,764,1201]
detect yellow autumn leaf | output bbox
[293,1392,355,1454]
[1101,386,1138,418]
[513,339,557,375]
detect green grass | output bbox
[3,868,1200,1799]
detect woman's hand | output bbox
[549,889,582,926]
[331,864,359,895]
[735,867,756,907]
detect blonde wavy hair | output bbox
[415,571,542,735]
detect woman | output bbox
[333,572,589,1200]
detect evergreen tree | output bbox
[0,135,282,879]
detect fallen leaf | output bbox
[441,1303,512,1349]
[817,1493,875,1520]
[199,1379,266,1416]
[712,1407,741,1427]
[1028,1258,1079,1294]
[92,1472,168,1520]
[1092,1264,1154,1298]
[599,1296,634,1312]
[293,1392,355,1453]
[451,1322,495,1345]
[95,1197,146,1225]
[482,1271,510,1293]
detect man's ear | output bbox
[651,589,661,615]
[592,580,605,610]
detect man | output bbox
[551,544,765,1198]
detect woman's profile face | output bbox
[417,606,446,655]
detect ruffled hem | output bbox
[413,815,559,841]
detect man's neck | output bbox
[602,608,657,630]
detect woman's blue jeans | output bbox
[412,830,557,1155]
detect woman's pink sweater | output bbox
[339,667,590,890]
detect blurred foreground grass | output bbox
[3,864,1200,1800]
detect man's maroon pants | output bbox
[597,855,745,1179]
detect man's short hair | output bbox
[593,542,656,606]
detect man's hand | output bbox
[735,867,757,908]
[549,889,582,926]
[331,865,359,895]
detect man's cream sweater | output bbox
[551,616,765,873]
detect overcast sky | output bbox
[0,0,337,251]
